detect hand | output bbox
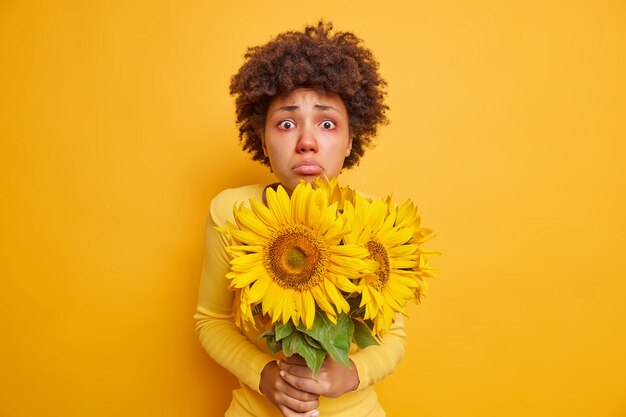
[278,355,360,398]
[259,360,320,417]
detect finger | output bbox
[276,377,320,402]
[275,392,319,414]
[278,360,314,379]
[280,369,322,395]
[277,404,298,417]
[277,404,320,417]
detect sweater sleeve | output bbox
[350,314,407,391]
[194,190,273,394]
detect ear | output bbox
[345,137,353,157]
[261,135,269,158]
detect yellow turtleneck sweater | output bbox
[195,184,406,417]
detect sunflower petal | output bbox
[387,244,418,258]
[290,182,310,224]
[248,276,271,303]
[250,198,278,229]
[382,227,413,247]
[302,291,316,329]
[281,290,295,324]
[229,266,265,288]
[236,206,271,238]
[265,186,290,225]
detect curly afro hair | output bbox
[229,21,389,169]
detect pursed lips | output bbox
[292,160,323,175]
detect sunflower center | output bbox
[264,224,328,291]
[285,246,307,270]
[366,240,390,290]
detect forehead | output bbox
[268,87,347,112]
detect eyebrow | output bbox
[271,104,341,114]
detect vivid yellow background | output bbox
[1,1,625,416]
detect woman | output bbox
[195,21,405,417]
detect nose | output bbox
[296,125,318,154]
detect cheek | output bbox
[263,135,278,157]
[328,147,349,173]
[266,144,285,161]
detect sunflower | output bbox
[343,194,422,335]
[222,182,373,330]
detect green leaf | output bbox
[353,320,380,349]
[279,331,327,377]
[294,337,326,377]
[266,336,282,355]
[259,326,283,355]
[298,313,353,366]
[275,321,295,341]
[281,331,300,357]
[303,333,322,349]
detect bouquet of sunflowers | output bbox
[219,178,437,376]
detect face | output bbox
[263,88,352,193]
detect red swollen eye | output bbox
[320,120,336,129]
[278,120,295,130]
